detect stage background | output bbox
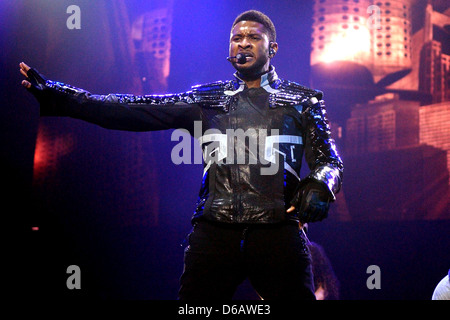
[1,0,449,299]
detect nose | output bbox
[238,37,251,49]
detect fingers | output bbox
[20,62,30,72]
[19,62,32,89]
[20,68,28,77]
[19,62,31,78]
[21,80,31,89]
[286,205,295,213]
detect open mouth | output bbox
[237,53,253,64]
[239,52,253,59]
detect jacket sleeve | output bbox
[37,79,201,132]
[301,96,343,200]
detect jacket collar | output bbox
[232,65,280,94]
[233,65,278,85]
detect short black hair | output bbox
[232,10,276,42]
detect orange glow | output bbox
[33,131,47,172]
[319,25,371,64]
[33,125,75,179]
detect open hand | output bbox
[19,62,32,89]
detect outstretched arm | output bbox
[19,62,201,132]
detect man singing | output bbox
[20,10,343,300]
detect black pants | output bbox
[178,220,315,300]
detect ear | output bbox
[269,41,278,58]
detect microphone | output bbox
[226,53,247,64]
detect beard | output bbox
[233,54,270,81]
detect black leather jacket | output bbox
[35,66,343,224]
